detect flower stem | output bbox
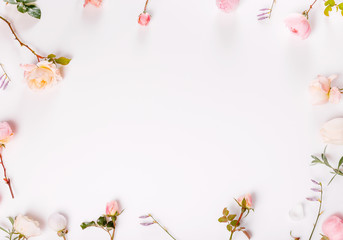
[143,0,149,13]
[305,0,318,18]
[308,183,323,240]
[0,153,14,199]
[268,0,277,18]
[0,64,11,82]
[0,15,44,61]
[229,210,245,240]
[149,214,176,240]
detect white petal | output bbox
[289,203,305,221]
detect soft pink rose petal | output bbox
[285,13,311,40]
[329,87,341,104]
[138,13,151,26]
[106,201,119,216]
[216,0,240,13]
[84,0,102,7]
[0,122,13,145]
[237,194,252,208]
[322,215,343,240]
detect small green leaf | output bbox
[339,3,343,10]
[22,0,36,3]
[338,157,343,168]
[80,221,96,230]
[8,217,14,225]
[97,216,107,227]
[227,224,232,232]
[0,226,9,233]
[26,5,41,19]
[218,216,228,223]
[311,159,323,165]
[107,221,114,229]
[55,57,71,65]
[223,208,229,216]
[4,0,17,4]
[230,220,240,227]
[242,198,247,208]
[227,214,236,221]
[47,54,56,59]
[17,3,28,13]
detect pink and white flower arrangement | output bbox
[216,0,240,13]
[322,215,343,240]
[309,75,341,105]
[284,13,311,40]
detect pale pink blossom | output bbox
[0,122,13,145]
[106,201,119,216]
[237,194,252,208]
[14,215,41,238]
[320,118,343,145]
[216,0,240,13]
[329,87,341,104]
[21,61,62,90]
[138,13,151,26]
[285,13,311,40]
[84,0,102,7]
[322,215,343,240]
[309,75,340,105]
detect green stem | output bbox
[308,183,323,240]
[328,173,337,186]
[268,0,277,18]
[143,0,149,12]
[229,210,244,240]
[305,0,318,18]
[149,214,176,240]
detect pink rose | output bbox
[322,215,343,240]
[0,122,13,145]
[237,194,252,208]
[309,75,340,105]
[84,0,102,7]
[284,13,311,40]
[21,61,62,90]
[106,201,119,216]
[216,0,239,13]
[138,13,151,26]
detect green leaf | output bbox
[322,154,331,167]
[22,0,36,3]
[80,221,96,230]
[242,198,247,208]
[218,216,228,223]
[338,157,343,168]
[47,54,56,59]
[3,0,17,4]
[339,3,343,10]
[230,220,240,227]
[311,159,323,165]
[107,221,114,229]
[55,57,71,65]
[0,226,9,233]
[223,208,229,216]
[227,224,232,232]
[97,216,107,227]
[227,214,236,221]
[26,5,41,19]
[17,3,28,13]
[328,0,336,6]
[8,217,14,225]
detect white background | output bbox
[1,0,343,239]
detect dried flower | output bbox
[139,214,176,240]
[257,0,276,20]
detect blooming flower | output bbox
[309,75,341,105]
[14,215,41,238]
[216,0,240,13]
[237,194,253,208]
[48,213,67,232]
[21,61,62,90]
[320,118,343,145]
[284,13,311,40]
[106,201,119,216]
[84,0,102,7]
[0,122,13,145]
[322,215,343,240]
[138,13,151,26]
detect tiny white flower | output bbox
[48,213,67,232]
[14,215,41,238]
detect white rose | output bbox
[48,213,67,232]
[14,215,41,238]
[320,118,343,145]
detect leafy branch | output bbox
[311,147,343,185]
[218,198,253,240]
[3,0,41,19]
[323,0,343,16]
[0,217,19,240]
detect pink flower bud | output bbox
[138,12,151,26]
[106,201,119,216]
[237,194,253,208]
[0,122,13,145]
[322,215,343,240]
[216,0,239,13]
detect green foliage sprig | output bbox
[218,198,253,240]
[3,0,41,19]
[0,217,19,240]
[311,147,343,185]
[81,211,122,240]
[324,0,343,16]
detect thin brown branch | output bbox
[0,153,14,199]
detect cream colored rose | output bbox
[320,118,343,145]
[14,215,41,238]
[21,61,62,90]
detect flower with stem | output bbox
[138,0,151,26]
[218,194,253,240]
[311,146,343,185]
[139,214,176,240]
[0,121,14,198]
[258,0,277,21]
[307,180,324,240]
[81,201,122,240]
